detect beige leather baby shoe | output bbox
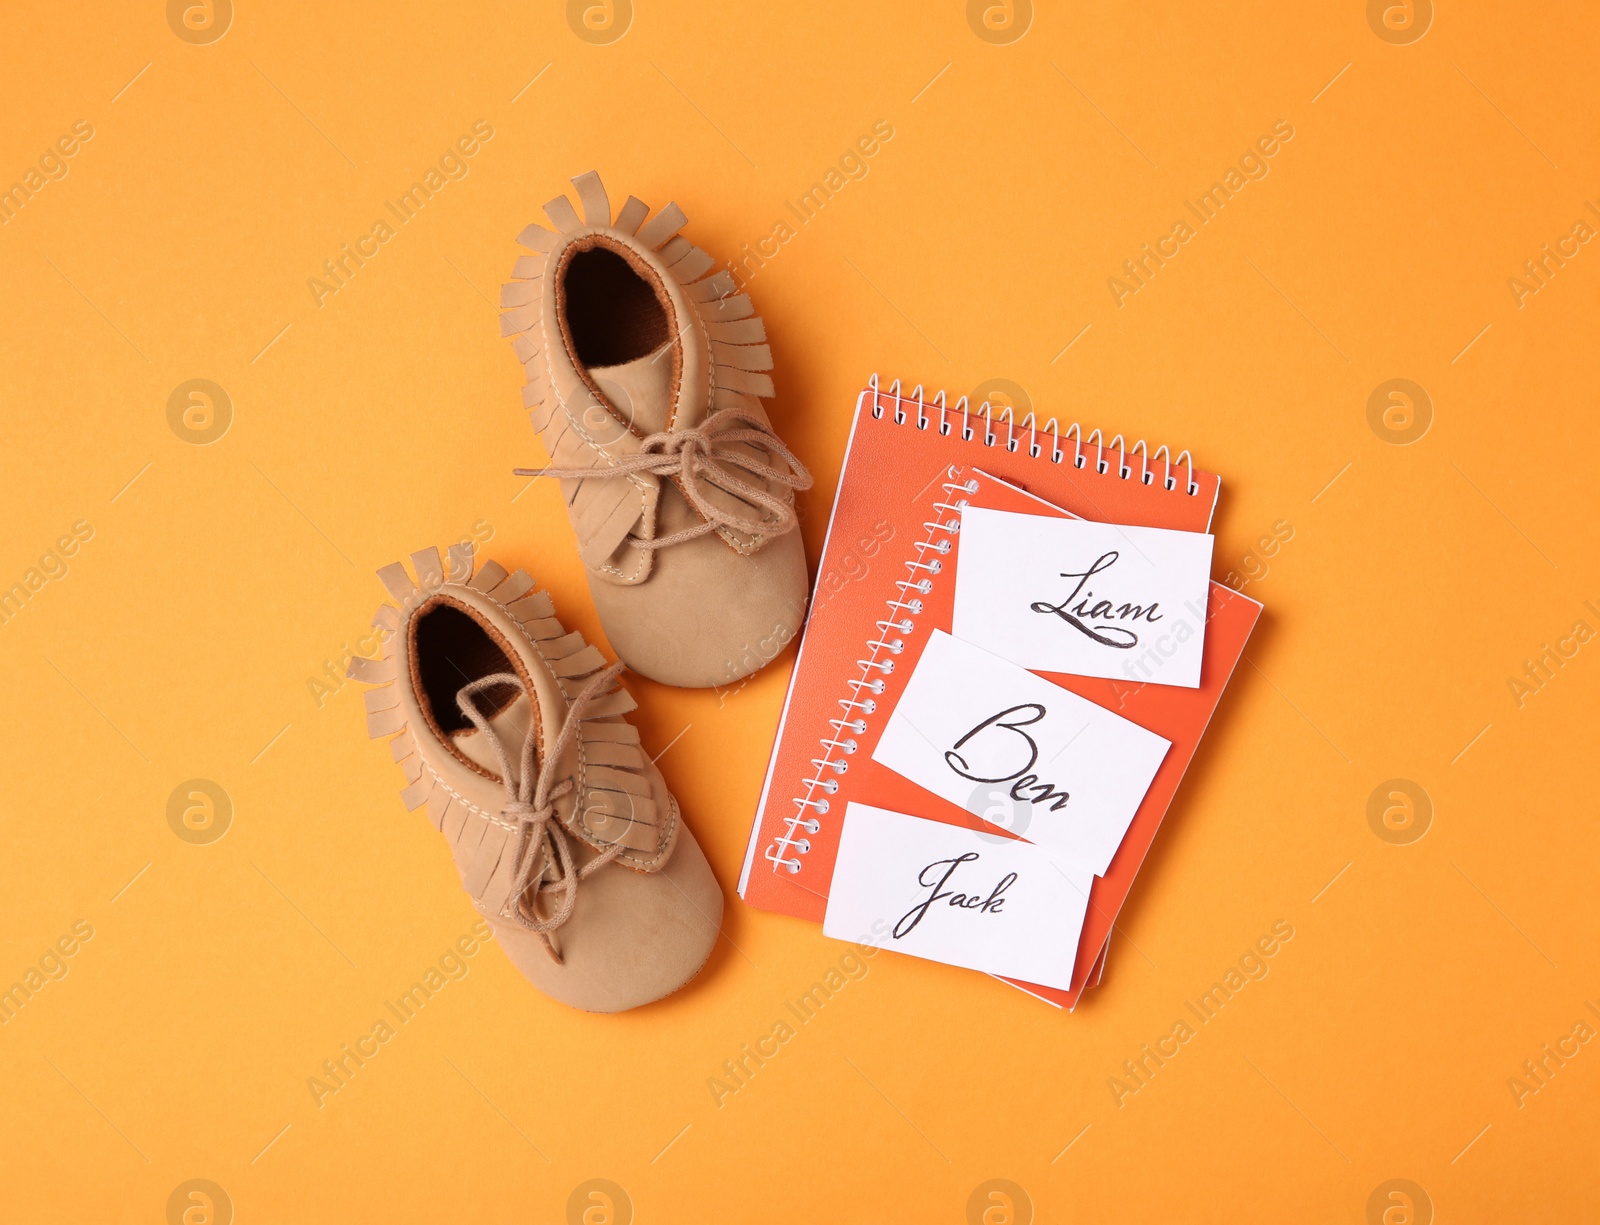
[499,171,813,689]
[347,544,723,1013]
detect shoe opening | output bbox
[411,599,520,736]
[560,243,672,368]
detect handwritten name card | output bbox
[873,631,1170,875]
[823,802,1095,989]
[953,506,1215,688]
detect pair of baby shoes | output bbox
[348,174,811,1013]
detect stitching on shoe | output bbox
[421,759,517,831]
[540,330,652,583]
[539,238,653,584]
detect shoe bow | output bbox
[454,662,627,947]
[517,407,812,551]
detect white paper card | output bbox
[873,630,1170,875]
[953,506,1215,688]
[823,802,1094,989]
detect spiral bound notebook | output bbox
[738,377,1260,1008]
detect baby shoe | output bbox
[499,170,813,689]
[347,544,723,1013]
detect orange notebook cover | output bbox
[738,378,1258,1008]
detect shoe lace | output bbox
[515,407,813,551]
[454,661,627,935]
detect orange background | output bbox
[2,2,1597,1221]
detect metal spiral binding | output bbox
[863,371,1200,495]
[766,461,969,874]
[763,373,1199,874]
